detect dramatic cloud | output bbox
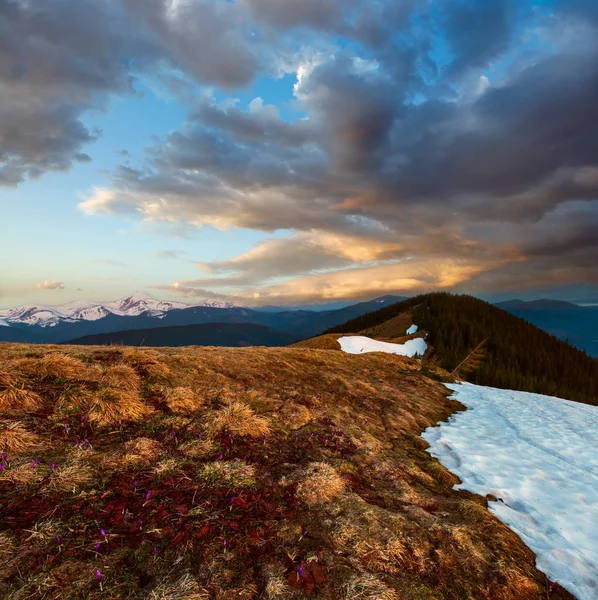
[36,281,65,290]
[4,0,598,302]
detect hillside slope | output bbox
[323,293,598,405]
[64,322,299,348]
[0,344,573,600]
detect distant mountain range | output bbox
[0,294,233,328]
[494,299,598,357]
[65,322,300,348]
[0,294,404,345]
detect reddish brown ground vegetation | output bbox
[0,343,573,600]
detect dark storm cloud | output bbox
[0,0,261,185]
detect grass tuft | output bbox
[47,460,94,493]
[0,385,43,415]
[38,353,90,380]
[206,401,270,438]
[179,438,215,458]
[0,421,41,453]
[296,462,346,506]
[99,364,141,392]
[87,387,153,426]
[123,437,163,465]
[165,386,204,414]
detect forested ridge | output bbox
[324,293,598,405]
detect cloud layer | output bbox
[4,0,598,303]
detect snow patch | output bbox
[422,382,598,600]
[406,324,418,335]
[338,335,427,358]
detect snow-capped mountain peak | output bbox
[0,294,235,328]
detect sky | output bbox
[1,0,598,309]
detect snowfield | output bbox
[422,382,598,600]
[338,335,427,357]
[406,324,418,335]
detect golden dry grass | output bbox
[0,385,43,414]
[205,401,270,438]
[296,462,346,506]
[47,461,94,493]
[86,387,153,426]
[38,353,90,380]
[289,333,344,350]
[1,459,43,486]
[0,421,41,453]
[123,437,163,465]
[165,386,204,414]
[99,364,140,392]
[123,348,172,380]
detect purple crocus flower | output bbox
[2,452,7,460]
[218,454,223,461]
[95,542,101,551]
[100,529,106,538]
[133,480,138,488]
[303,530,308,537]
[153,545,157,554]
[81,416,86,422]
[145,491,152,502]
[57,536,61,544]
[298,565,304,577]
[0,465,3,472]
[230,497,235,504]
[223,539,227,548]
[95,569,102,581]
[51,463,56,470]
[34,457,39,464]
[222,469,227,475]
[30,461,36,470]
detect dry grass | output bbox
[263,565,293,599]
[0,368,18,388]
[38,353,90,380]
[290,334,344,350]
[99,364,140,392]
[47,461,94,493]
[296,462,346,506]
[148,573,208,600]
[165,386,204,414]
[153,457,185,477]
[0,459,43,486]
[123,348,172,380]
[0,421,41,453]
[87,387,153,426]
[179,438,215,458]
[342,574,400,600]
[0,385,43,414]
[201,459,256,488]
[206,401,270,438]
[123,437,163,465]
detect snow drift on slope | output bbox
[422,382,598,600]
[338,335,427,357]
[406,324,418,335]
